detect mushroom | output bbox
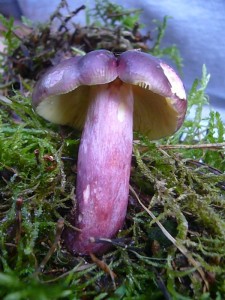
[32,49,187,255]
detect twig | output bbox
[15,198,23,244]
[156,274,172,300]
[108,9,142,18]
[186,160,223,174]
[34,218,64,276]
[90,253,117,290]
[159,143,225,151]
[186,160,225,191]
[0,81,14,89]
[58,5,86,32]
[41,262,95,283]
[34,149,40,165]
[90,237,140,251]
[129,185,209,291]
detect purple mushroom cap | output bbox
[32,49,187,255]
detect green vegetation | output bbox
[0,1,225,299]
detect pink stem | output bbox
[66,80,133,255]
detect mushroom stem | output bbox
[66,79,133,254]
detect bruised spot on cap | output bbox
[160,62,186,100]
